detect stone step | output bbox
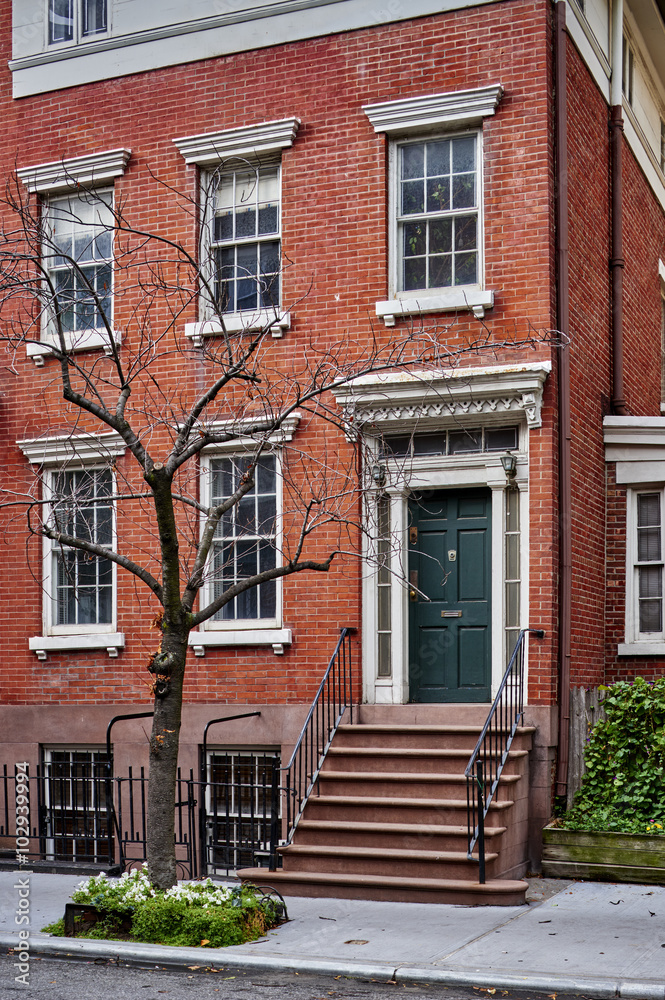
[237,867,528,906]
[293,819,507,852]
[304,794,514,826]
[317,769,521,800]
[324,747,528,775]
[334,724,535,751]
[279,843,499,880]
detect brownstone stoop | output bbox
[239,711,534,906]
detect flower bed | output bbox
[43,868,285,947]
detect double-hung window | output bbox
[398,135,479,293]
[48,467,114,630]
[45,193,113,339]
[632,490,664,639]
[48,0,107,45]
[208,455,278,624]
[210,165,281,316]
[174,118,299,344]
[363,85,502,325]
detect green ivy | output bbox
[563,677,665,836]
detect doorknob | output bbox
[409,569,418,601]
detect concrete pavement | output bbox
[0,871,664,998]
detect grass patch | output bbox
[42,868,284,948]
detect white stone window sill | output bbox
[27,329,121,366]
[376,289,494,326]
[185,312,290,346]
[189,628,292,656]
[29,632,125,661]
[618,641,665,656]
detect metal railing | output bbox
[465,627,545,883]
[273,627,356,868]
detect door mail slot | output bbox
[441,610,463,618]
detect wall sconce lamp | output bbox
[501,452,517,481]
[372,463,386,486]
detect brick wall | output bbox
[0,0,561,710]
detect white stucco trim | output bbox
[376,289,494,325]
[185,313,291,344]
[188,628,292,656]
[173,119,300,166]
[18,431,126,466]
[29,632,125,661]
[334,361,552,433]
[363,85,503,134]
[17,149,131,193]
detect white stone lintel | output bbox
[173,119,300,166]
[363,85,503,135]
[17,149,131,193]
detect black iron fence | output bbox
[0,757,280,879]
[465,627,545,882]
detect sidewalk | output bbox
[1,871,663,998]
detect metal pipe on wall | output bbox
[555,0,572,800]
[610,0,628,415]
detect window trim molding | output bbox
[333,361,552,433]
[18,431,126,466]
[19,433,125,660]
[364,88,502,324]
[363,85,503,134]
[193,442,291,651]
[173,118,300,167]
[621,486,665,653]
[17,148,131,194]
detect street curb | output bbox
[2,933,664,999]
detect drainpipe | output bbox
[610,0,628,415]
[555,1,572,801]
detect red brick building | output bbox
[0,0,664,902]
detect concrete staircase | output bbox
[239,713,534,905]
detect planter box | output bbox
[542,825,665,884]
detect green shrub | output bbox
[43,868,283,948]
[563,677,665,835]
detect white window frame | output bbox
[363,86,502,326]
[17,149,130,365]
[622,487,665,652]
[200,160,283,330]
[46,0,109,48]
[42,464,118,637]
[390,129,485,307]
[189,414,301,656]
[41,745,110,864]
[41,189,114,348]
[18,432,126,660]
[173,119,299,345]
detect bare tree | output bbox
[0,169,558,888]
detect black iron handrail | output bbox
[270,627,356,869]
[465,627,545,883]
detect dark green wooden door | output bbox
[408,489,491,703]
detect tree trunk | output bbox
[146,627,189,890]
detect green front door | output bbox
[408,489,491,703]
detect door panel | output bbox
[408,489,491,703]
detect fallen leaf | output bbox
[344,939,369,945]
[200,939,210,946]
[609,900,623,905]
[188,966,201,970]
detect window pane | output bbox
[82,0,107,36]
[49,0,74,43]
[486,427,518,452]
[402,180,424,216]
[449,429,482,454]
[401,143,424,180]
